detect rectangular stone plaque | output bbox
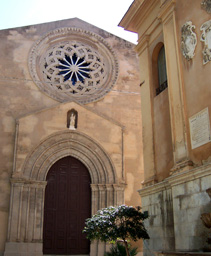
[189,107,211,149]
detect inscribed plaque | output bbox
[189,108,211,149]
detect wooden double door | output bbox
[43,156,91,255]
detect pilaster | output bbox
[158,0,192,173]
[5,179,47,256]
[135,35,157,187]
[113,184,125,205]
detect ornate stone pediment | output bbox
[201,0,211,13]
[200,20,211,65]
[181,21,197,61]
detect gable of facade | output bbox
[0,18,143,256]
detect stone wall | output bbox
[0,18,143,255]
[171,166,211,251]
[140,185,175,255]
[120,1,211,254]
[140,163,211,255]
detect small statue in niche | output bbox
[67,109,78,130]
[70,113,75,128]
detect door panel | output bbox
[43,156,91,255]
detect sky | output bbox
[0,0,137,44]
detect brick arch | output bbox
[22,130,117,184]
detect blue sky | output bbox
[0,0,137,43]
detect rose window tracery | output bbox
[42,42,107,96]
[57,53,91,84]
[29,27,119,104]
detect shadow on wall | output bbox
[201,188,211,252]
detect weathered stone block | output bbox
[141,196,150,207]
[189,236,206,251]
[186,179,201,194]
[174,209,188,224]
[187,206,202,223]
[189,192,209,208]
[201,175,211,191]
[175,234,189,251]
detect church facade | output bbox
[120,0,211,255]
[0,18,143,255]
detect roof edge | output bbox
[118,0,144,33]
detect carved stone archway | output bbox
[5,131,124,256]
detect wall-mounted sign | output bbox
[189,107,211,149]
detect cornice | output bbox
[119,0,159,33]
[11,177,47,187]
[135,35,150,55]
[119,0,144,32]
[138,163,211,197]
[138,180,170,197]
[166,162,211,187]
[158,0,176,24]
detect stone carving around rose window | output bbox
[181,21,197,61]
[201,0,211,13]
[200,20,211,65]
[29,28,119,104]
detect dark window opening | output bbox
[156,46,168,95]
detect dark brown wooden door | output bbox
[43,156,91,255]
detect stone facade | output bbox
[0,18,143,255]
[120,0,211,255]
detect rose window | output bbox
[57,53,91,84]
[42,42,107,96]
[29,27,119,104]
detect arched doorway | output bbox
[6,131,124,256]
[43,156,91,255]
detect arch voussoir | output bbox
[22,131,117,184]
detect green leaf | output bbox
[83,205,150,243]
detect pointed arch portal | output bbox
[5,131,125,256]
[43,156,91,255]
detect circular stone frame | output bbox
[28,27,119,104]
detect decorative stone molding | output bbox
[10,177,47,188]
[134,35,150,56]
[141,174,158,188]
[181,21,197,60]
[139,162,211,196]
[167,162,211,187]
[201,0,211,13]
[20,130,117,183]
[170,159,194,175]
[200,20,211,65]
[158,0,176,24]
[28,27,119,104]
[139,180,170,197]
